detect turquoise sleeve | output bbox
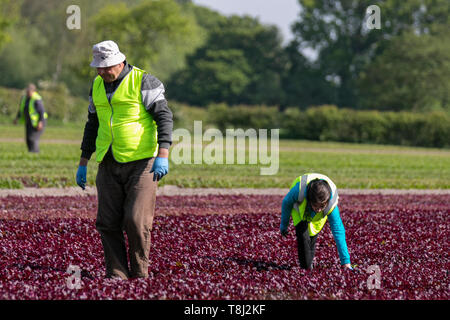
[280,182,300,232]
[328,205,351,265]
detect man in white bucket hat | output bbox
[76,40,173,279]
[90,40,127,68]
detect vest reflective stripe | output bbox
[19,92,48,128]
[290,173,339,236]
[92,66,158,163]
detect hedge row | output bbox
[1,84,448,148]
[208,104,450,148]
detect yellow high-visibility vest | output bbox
[19,92,48,128]
[290,173,339,236]
[92,66,158,163]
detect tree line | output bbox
[0,0,449,113]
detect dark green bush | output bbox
[2,84,448,148]
[281,106,450,148]
[208,104,449,148]
[207,103,281,131]
[336,109,387,144]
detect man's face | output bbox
[311,201,328,213]
[97,62,124,83]
[26,85,36,97]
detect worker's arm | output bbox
[328,205,351,266]
[34,99,45,121]
[141,74,173,151]
[280,182,300,234]
[80,89,99,161]
[77,89,98,190]
[141,74,173,181]
[34,99,45,131]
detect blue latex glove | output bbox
[76,165,87,190]
[344,264,355,271]
[150,157,169,181]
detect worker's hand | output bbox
[343,263,353,270]
[280,229,288,237]
[76,165,87,190]
[150,157,169,181]
[36,121,44,131]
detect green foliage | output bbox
[358,31,450,112]
[383,111,450,148]
[0,26,48,89]
[290,0,450,109]
[169,49,252,106]
[0,86,22,119]
[281,41,337,108]
[169,101,209,131]
[205,103,450,148]
[168,13,286,106]
[0,0,449,116]
[0,0,20,49]
[207,104,281,131]
[39,84,88,123]
[0,0,202,98]
[281,105,450,148]
[91,0,203,82]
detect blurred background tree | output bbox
[0,0,20,49]
[0,0,448,114]
[289,0,450,110]
[358,29,450,112]
[91,0,204,83]
[167,11,286,106]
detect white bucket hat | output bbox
[90,40,126,68]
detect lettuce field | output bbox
[0,193,448,300]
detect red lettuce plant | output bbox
[0,194,448,299]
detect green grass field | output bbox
[1,123,449,189]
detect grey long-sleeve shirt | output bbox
[80,62,173,160]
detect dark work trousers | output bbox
[95,153,157,279]
[295,221,319,270]
[25,123,45,153]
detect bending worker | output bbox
[76,40,173,279]
[280,173,353,270]
[14,83,48,153]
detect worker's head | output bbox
[96,62,125,83]
[90,40,126,83]
[26,83,36,97]
[307,179,332,213]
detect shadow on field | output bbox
[12,262,95,279]
[203,256,291,271]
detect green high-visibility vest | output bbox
[92,66,158,163]
[290,173,339,236]
[19,92,48,128]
